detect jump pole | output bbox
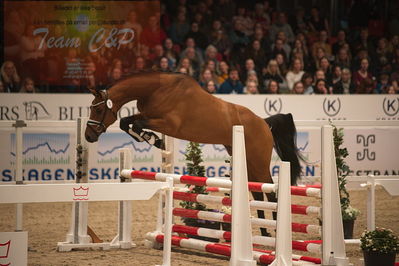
[58,117,109,251]
[270,161,292,266]
[321,125,349,265]
[110,147,134,249]
[229,125,256,266]
[12,120,26,232]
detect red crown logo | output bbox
[73,186,89,200]
[0,240,10,258]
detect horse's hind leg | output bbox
[120,115,164,149]
[251,191,271,237]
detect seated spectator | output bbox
[333,68,355,94]
[265,79,280,94]
[274,32,292,59]
[217,68,243,94]
[155,57,172,72]
[149,44,165,63]
[301,72,314,94]
[0,61,20,93]
[124,10,143,46]
[261,59,288,93]
[356,78,375,94]
[19,77,36,93]
[141,15,167,49]
[351,28,375,57]
[385,85,397,94]
[353,58,374,91]
[209,29,232,58]
[245,40,267,69]
[318,57,333,85]
[292,81,305,94]
[271,38,290,62]
[275,53,288,75]
[203,80,218,94]
[0,80,4,92]
[250,27,271,56]
[269,12,295,43]
[204,45,220,64]
[245,70,259,89]
[229,19,249,48]
[168,11,190,46]
[332,29,348,55]
[286,58,304,90]
[331,65,342,85]
[290,6,309,34]
[313,79,330,94]
[244,80,259,94]
[311,30,332,60]
[163,38,179,68]
[19,24,46,84]
[375,72,390,94]
[291,38,309,64]
[210,20,224,41]
[308,7,329,34]
[199,68,217,87]
[233,7,254,36]
[108,67,123,85]
[241,58,257,84]
[176,57,195,77]
[314,69,326,82]
[217,61,229,84]
[186,22,208,50]
[335,47,352,70]
[375,37,393,73]
[132,56,147,72]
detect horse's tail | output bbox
[264,113,304,185]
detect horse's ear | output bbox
[88,87,100,96]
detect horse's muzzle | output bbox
[85,132,98,143]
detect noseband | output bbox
[87,90,117,134]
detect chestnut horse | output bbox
[85,71,302,236]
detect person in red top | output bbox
[140,16,167,49]
[352,58,375,91]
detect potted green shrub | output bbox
[332,125,360,239]
[179,141,220,242]
[360,227,399,266]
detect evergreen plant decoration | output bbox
[179,141,207,211]
[332,124,360,220]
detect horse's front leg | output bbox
[119,115,164,149]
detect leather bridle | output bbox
[86,90,117,135]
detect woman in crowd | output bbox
[265,79,280,94]
[19,77,36,93]
[0,61,20,93]
[203,80,218,94]
[292,81,305,94]
[286,58,304,90]
[261,59,287,92]
[353,58,374,91]
[244,80,259,94]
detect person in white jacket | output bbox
[285,58,304,90]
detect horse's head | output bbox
[85,89,117,143]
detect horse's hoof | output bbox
[154,139,165,150]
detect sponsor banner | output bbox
[0,232,28,266]
[0,94,398,182]
[0,94,398,121]
[3,1,159,86]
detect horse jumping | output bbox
[85,71,303,235]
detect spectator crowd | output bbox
[2,0,399,95]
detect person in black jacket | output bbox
[333,68,356,94]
